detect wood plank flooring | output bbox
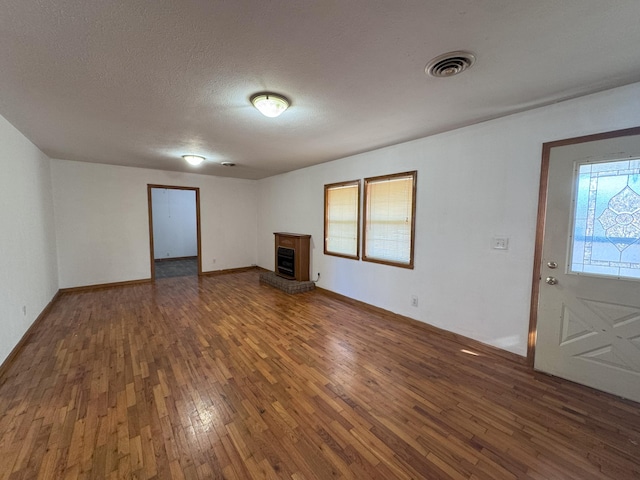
[0,270,639,479]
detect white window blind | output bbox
[364,172,416,268]
[325,182,359,258]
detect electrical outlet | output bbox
[492,236,509,250]
[212,258,216,264]
[22,305,27,316]
[411,295,418,307]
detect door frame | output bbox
[527,126,640,365]
[147,184,202,280]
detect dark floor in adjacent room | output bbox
[154,257,198,279]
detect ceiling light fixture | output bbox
[251,92,290,118]
[182,155,205,166]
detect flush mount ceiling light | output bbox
[182,155,205,166]
[425,51,476,78]
[250,92,290,118]
[220,161,236,167]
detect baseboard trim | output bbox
[200,265,260,277]
[59,278,152,293]
[316,287,527,366]
[0,290,62,382]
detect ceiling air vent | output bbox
[425,51,475,78]
[221,161,236,167]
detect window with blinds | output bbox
[363,171,417,268]
[324,180,360,259]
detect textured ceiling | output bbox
[1,1,639,179]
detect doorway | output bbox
[530,127,640,402]
[147,184,202,279]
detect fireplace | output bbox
[274,233,311,281]
[276,246,295,278]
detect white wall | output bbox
[51,160,258,288]
[257,83,640,357]
[0,114,58,365]
[151,188,197,259]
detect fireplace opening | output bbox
[277,246,295,279]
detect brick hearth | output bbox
[259,271,315,294]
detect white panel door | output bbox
[535,131,640,403]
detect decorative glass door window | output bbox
[570,158,640,279]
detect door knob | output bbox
[545,276,558,285]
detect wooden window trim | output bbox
[362,171,417,269]
[324,180,361,260]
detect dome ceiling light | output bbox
[182,155,205,166]
[250,92,290,118]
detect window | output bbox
[363,171,417,268]
[324,180,360,259]
[570,158,640,280]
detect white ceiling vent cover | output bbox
[425,51,476,78]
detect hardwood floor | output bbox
[0,270,639,479]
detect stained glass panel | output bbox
[570,158,640,279]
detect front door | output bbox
[535,128,640,403]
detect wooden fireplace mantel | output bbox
[274,232,311,281]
